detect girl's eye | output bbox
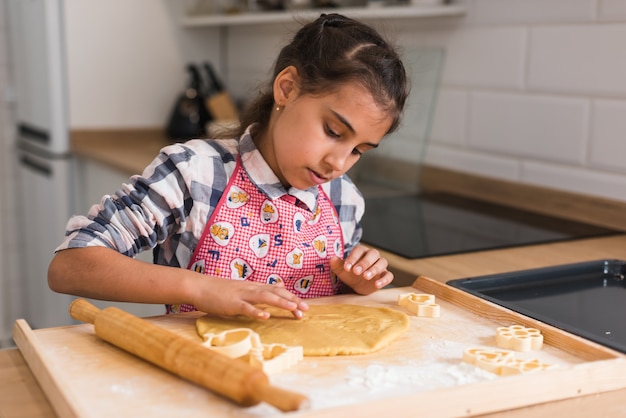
[325,124,340,138]
[351,148,363,156]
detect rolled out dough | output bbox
[196,304,410,356]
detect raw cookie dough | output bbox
[196,304,410,356]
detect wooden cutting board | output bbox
[14,277,626,417]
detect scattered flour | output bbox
[243,339,497,416]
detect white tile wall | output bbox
[468,92,589,165]
[430,26,527,90]
[598,0,626,20]
[430,89,467,146]
[218,2,626,203]
[528,24,626,97]
[522,161,626,201]
[416,0,626,202]
[425,144,520,181]
[466,0,596,25]
[590,99,626,172]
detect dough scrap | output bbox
[196,304,410,356]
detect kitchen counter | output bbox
[70,129,171,175]
[3,233,626,417]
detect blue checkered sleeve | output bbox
[57,139,239,268]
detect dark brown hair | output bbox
[226,13,409,139]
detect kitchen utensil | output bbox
[203,62,239,122]
[68,299,308,412]
[165,64,212,142]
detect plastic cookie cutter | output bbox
[397,293,440,318]
[462,347,515,374]
[249,343,304,375]
[201,328,303,374]
[499,358,557,375]
[496,325,544,352]
[462,347,556,376]
[201,328,261,358]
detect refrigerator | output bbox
[7,0,76,329]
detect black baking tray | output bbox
[447,259,626,354]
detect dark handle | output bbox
[204,62,224,92]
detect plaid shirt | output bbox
[56,129,365,271]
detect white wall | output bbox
[59,1,626,203]
[8,0,626,200]
[221,1,626,203]
[63,0,221,129]
[410,0,626,202]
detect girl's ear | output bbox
[273,66,299,106]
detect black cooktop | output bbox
[360,193,616,259]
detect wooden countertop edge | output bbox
[70,129,171,176]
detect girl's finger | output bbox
[374,271,394,289]
[353,250,384,277]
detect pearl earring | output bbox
[276,106,281,111]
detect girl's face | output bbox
[258,69,392,190]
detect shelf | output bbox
[182,4,466,27]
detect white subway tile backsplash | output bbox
[598,0,626,20]
[430,88,467,146]
[528,25,626,97]
[522,161,626,201]
[590,99,626,172]
[432,27,526,89]
[0,31,5,67]
[0,0,5,31]
[425,144,521,181]
[469,92,589,165]
[377,135,429,164]
[467,0,595,25]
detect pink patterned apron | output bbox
[169,156,344,313]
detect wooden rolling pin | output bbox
[69,299,308,412]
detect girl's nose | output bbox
[323,149,350,173]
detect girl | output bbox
[48,13,409,320]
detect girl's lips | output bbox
[308,169,329,185]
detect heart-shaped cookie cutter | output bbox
[201,328,261,358]
[250,343,304,375]
[463,347,514,374]
[499,357,556,375]
[463,347,555,375]
[397,293,440,317]
[201,328,303,374]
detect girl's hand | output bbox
[190,276,309,320]
[329,245,394,295]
